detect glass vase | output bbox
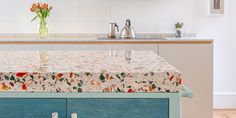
[38,18,48,39]
[175,28,185,37]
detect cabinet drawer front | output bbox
[68,98,169,118]
[0,99,66,118]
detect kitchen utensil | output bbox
[120,19,136,39]
[108,23,119,38]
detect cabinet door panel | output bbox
[0,99,66,118]
[159,44,213,118]
[67,98,168,118]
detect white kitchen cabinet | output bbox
[158,44,213,118]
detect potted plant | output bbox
[175,22,185,37]
[30,3,52,39]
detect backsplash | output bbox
[0,0,196,33]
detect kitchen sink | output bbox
[96,37,167,40]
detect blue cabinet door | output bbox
[67,99,169,118]
[0,99,66,118]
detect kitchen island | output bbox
[0,34,213,118]
[0,50,191,118]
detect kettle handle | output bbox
[115,23,119,32]
[125,19,131,27]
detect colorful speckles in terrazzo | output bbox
[0,51,182,93]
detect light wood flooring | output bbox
[214,110,236,118]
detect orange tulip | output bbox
[42,3,48,10]
[30,8,34,12]
[30,3,37,12]
[32,3,37,9]
[30,2,52,21]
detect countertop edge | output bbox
[0,40,214,45]
[0,33,213,44]
[0,92,180,98]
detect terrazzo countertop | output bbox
[0,50,182,93]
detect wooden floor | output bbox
[214,110,236,118]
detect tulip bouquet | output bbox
[30,3,52,38]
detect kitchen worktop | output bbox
[0,34,213,44]
[0,50,182,93]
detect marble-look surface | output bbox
[0,50,182,93]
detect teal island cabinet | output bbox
[67,99,169,118]
[0,89,192,118]
[0,98,66,118]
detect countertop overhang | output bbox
[0,50,182,93]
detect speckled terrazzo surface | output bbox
[0,50,182,93]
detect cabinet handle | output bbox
[71,113,78,118]
[52,112,58,118]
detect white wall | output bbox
[0,0,197,33]
[195,0,236,109]
[0,0,235,108]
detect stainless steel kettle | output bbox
[120,19,136,39]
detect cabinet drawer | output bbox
[67,98,169,118]
[0,99,66,118]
